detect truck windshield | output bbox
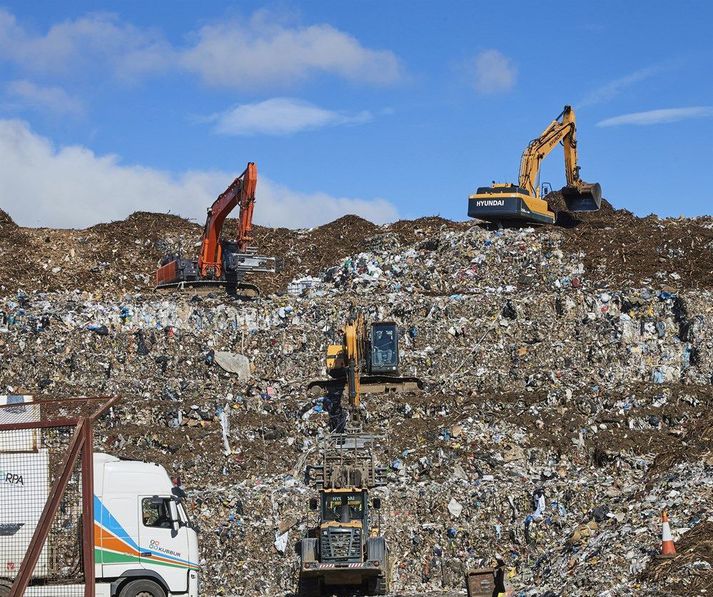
[371,324,397,367]
[322,493,365,522]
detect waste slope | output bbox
[1,200,711,294]
[1,200,712,595]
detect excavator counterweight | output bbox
[468,105,602,225]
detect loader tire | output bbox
[0,579,13,597]
[119,579,167,597]
[298,575,321,597]
[367,573,388,595]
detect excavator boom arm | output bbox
[518,106,578,197]
[343,313,364,409]
[198,162,258,278]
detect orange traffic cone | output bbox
[659,511,676,558]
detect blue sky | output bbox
[0,1,711,228]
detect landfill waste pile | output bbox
[0,200,712,596]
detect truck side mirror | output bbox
[309,498,318,511]
[372,498,381,510]
[169,498,180,533]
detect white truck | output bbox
[0,395,200,597]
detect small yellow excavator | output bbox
[468,105,602,225]
[307,313,422,402]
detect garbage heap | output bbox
[0,205,712,596]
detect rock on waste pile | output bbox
[0,203,712,596]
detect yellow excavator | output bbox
[307,314,422,406]
[468,105,602,225]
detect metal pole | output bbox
[82,418,95,596]
[9,420,86,597]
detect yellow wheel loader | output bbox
[299,433,390,596]
[468,105,602,225]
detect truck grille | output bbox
[321,528,361,562]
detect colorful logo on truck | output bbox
[93,496,198,571]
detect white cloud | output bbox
[209,98,372,136]
[0,8,400,88]
[0,9,171,80]
[579,65,662,107]
[257,179,398,227]
[597,106,713,127]
[4,80,83,116]
[0,119,398,229]
[472,49,517,94]
[180,12,402,87]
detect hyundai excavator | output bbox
[307,313,422,404]
[468,105,602,225]
[155,162,275,297]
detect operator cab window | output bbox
[322,493,365,522]
[371,324,397,367]
[142,497,173,529]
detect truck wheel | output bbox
[119,579,167,597]
[298,576,321,597]
[0,579,13,597]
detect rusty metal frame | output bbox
[9,420,86,597]
[81,421,95,591]
[0,395,119,424]
[0,396,119,597]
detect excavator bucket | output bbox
[561,182,602,212]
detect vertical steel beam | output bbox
[82,418,95,596]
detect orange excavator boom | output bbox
[198,162,258,279]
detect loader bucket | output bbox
[561,182,602,212]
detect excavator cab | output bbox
[309,319,422,397]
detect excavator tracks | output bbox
[307,375,423,397]
[155,280,260,298]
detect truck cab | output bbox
[0,449,200,596]
[94,453,200,597]
[0,394,199,597]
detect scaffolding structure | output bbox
[0,395,118,597]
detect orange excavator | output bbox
[155,162,275,297]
